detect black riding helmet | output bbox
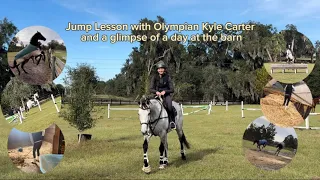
[156,60,167,69]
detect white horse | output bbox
[138,95,190,173]
[26,99,35,114]
[286,48,294,63]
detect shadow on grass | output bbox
[170,147,221,168]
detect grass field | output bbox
[264,63,315,83]
[53,50,67,64]
[1,100,320,179]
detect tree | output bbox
[1,77,36,113]
[0,17,18,92]
[60,64,99,143]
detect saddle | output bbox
[154,97,177,121]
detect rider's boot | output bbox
[169,112,176,129]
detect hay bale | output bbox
[261,94,304,127]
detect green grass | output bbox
[264,63,315,83]
[53,50,67,64]
[1,102,320,179]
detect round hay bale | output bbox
[261,94,304,127]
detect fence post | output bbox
[52,56,56,81]
[120,99,122,105]
[241,101,244,118]
[108,104,110,119]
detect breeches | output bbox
[164,95,173,112]
[33,141,42,158]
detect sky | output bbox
[1,0,320,85]
[246,116,298,142]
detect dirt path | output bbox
[8,53,52,85]
[8,141,53,173]
[245,148,294,171]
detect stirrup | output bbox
[170,122,176,129]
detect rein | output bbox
[140,98,168,136]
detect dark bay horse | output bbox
[275,142,284,156]
[311,97,320,113]
[253,139,267,151]
[10,31,46,75]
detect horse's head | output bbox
[138,95,151,135]
[253,140,258,145]
[34,31,46,41]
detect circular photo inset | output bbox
[7,124,65,174]
[243,116,298,171]
[263,30,315,84]
[1,77,62,131]
[260,79,313,127]
[7,26,67,85]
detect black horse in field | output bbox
[253,139,267,151]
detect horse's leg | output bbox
[159,142,165,169]
[177,130,187,160]
[12,60,21,75]
[142,135,151,174]
[160,133,169,167]
[21,59,28,74]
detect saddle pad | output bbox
[14,44,38,60]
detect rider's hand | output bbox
[156,92,161,96]
[160,91,165,95]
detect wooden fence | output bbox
[62,98,243,106]
[47,49,65,81]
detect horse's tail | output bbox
[181,131,190,149]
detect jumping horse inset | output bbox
[138,95,190,174]
[10,31,46,75]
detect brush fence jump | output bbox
[180,104,212,116]
[241,101,261,118]
[294,113,320,130]
[270,64,308,74]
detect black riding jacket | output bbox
[284,84,294,95]
[150,73,174,94]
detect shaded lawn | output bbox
[264,63,315,83]
[0,103,320,179]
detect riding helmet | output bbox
[156,60,167,69]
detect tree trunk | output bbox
[291,39,294,52]
[21,97,25,110]
[266,48,273,62]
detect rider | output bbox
[283,83,295,109]
[286,45,294,63]
[150,60,176,129]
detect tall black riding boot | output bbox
[169,112,176,129]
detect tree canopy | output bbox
[101,17,319,103]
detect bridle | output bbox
[139,97,168,136]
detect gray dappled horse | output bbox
[138,95,190,174]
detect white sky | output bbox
[14,26,64,46]
[246,116,298,142]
